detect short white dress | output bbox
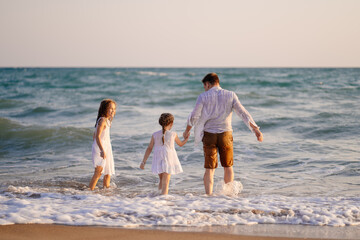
[92,117,115,176]
[151,130,183,175]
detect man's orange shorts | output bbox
[202,131,233,169]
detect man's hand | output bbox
[255,129,263,142]
[249,122,263,142]
[183,125,192,139]
[183,130,190,139]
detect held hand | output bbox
[140,162,145,169]
[184,133,190,140]
[183,131,190,139]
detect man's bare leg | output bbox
[204,168,215,195]
[224,166,234,184]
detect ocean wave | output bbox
[289,124,357,140]
[184,72,197,77]
[144,95,195,107]
[249,117,293,130]
[0,99,24,109]
[257,99,285,107]
[263,159,303,169]
[254,80,299,88]
[304,125,355,139]
[264,73,300,78]
[138,71,168,77]
[13,106,56,117]
[220,72,248,78]
[314,112,342,119]
[0,117,92,153]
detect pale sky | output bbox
[0,0,359,67]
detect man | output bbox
[183,73,263,195]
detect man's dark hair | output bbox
[202,73,220,85]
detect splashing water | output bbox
[215,181,243,196]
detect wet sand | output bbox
[0,224,343,240]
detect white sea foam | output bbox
[0,185,359,227]
[138,71,168,76]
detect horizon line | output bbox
[1,66,359,69]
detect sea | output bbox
[0,68,359,239]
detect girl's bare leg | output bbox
[89,166,103,190]
[161,173,171,195]
[103,174,111,188]
[158,173,163,190]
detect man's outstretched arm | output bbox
[233,93,263,142]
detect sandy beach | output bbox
[0,224,347,240]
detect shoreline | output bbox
[0,224,357,240]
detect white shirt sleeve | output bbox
[232,92,259,132]
[187,95,204,127]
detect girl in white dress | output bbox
[140,113,188,195]
[89,99,116,190]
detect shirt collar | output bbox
[209,85,222,91]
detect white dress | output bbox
[151,130,183,175]
[92,117,115,176]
